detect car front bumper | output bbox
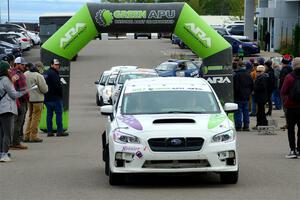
[109,140,238,174]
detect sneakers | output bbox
[285,150,297,159]
[10,144,28,150]
[56,132,69,137]
[0,153,12,162]
[29,138,43,143]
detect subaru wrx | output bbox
[101,77,238,185]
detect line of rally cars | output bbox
[95,62,239,185]
[95,60,203,106]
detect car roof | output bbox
[110,65,139,72]
[119,68,157,74]
[124,77,212,92]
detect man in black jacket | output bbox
[44,59,68,137]
[265,60,275,116]
[254,65,269,127]
[233,62,254,131]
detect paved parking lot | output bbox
[0,39,299,200]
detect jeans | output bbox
[45,101,63,133]
[12,102,27,146]
[272,89,282,110]
[0,113,14,153]
[234,101,250,129]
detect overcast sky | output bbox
[0,0,101,23]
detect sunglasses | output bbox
[256,70,263,73]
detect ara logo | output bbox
[184,23,211,48]
[60,23,86,49]
[206,77,231,84]
[95,9,114,27]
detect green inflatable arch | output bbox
[40,3,233,132]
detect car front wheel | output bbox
[220,171,239,184]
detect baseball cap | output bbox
[282,54,292,64]
[15,57,27,65]
[53,59,60,65]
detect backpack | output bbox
[289,73,300,102]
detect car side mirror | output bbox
[100,105,113,115]
[95,80,99,84]
[224,103,238,113]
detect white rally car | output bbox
[101,77,238,185]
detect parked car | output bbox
[0,32,31,51]
[95,70,111,106]
[225,24,257,40]
[212,26,249,41]
[134,33,151,39]
[0,41,22,57]
[155,60,202,78]
[112,68,158,104]
[27,31,41,45]
[101,77,239,185]
[223,35,260,56]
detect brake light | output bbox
[21,38,29,42]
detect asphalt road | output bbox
[0,39,299,200]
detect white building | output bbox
[256,0,300,51]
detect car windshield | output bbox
[156,63,177,71]
[118,73,157,84]
[121,90,220,115]
[100,74,109,85]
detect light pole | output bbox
[7,0,10,22]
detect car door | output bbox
[185,61,200,77]
[175,63,186,77]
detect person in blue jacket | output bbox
[43,59,68,137]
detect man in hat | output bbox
[254,65,269,128]
[24,63,48,143]
[280,57,300,158]
[10,57,29,150]
[43,59,68,137]
[279,54,293,130]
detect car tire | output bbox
[220,171,239,184]
[96,93,101,106]
[148,35,151,39]
[109,159,125,185]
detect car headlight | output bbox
[252,44,257,48]
[106,88,112,97]
[211,129,235,143]
[113,130,140,144]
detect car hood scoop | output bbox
[153,118,195,124]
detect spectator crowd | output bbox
[0,54,66,162]
[233,54,300,159]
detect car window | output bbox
[186,62,198,70]
[107,75,117,85]
[156,63,177,71]
[121,90,220,115]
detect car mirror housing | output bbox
[224,103,238,113]
[100,105,113,115]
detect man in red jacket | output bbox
[280,57,300,158]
